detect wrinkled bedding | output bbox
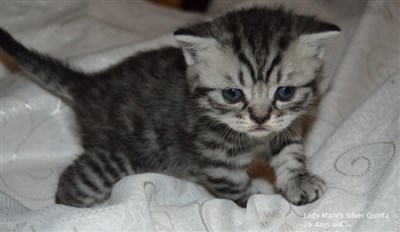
[1,1,399,231]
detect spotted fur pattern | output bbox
[0,7,339,207]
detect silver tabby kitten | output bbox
[0,7,339,207]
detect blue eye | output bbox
[222,88,243,103]
[275,86,296,101]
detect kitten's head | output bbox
[174,7,340,138]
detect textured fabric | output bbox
[1,1,399,231]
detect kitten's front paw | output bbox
[278,172,325,206]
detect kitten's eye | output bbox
[275,86,296,101]
[222,88,243,103]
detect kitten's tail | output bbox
[0,27,85,102]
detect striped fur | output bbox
[0,7,339,207]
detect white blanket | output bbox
[1,1,399,231]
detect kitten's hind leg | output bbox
[56,150,132,207]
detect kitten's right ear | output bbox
[298,22,341,58]
[174,29,216,66]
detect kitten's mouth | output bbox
[248,125,269,133]
[247,126,271,137]
[251,125,268,131]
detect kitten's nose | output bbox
[250,114,269,125]
[248,107,270,125]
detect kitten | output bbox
[0,7,339,208]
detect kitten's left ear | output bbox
[299,22,341,58]
[174,27,216,66]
